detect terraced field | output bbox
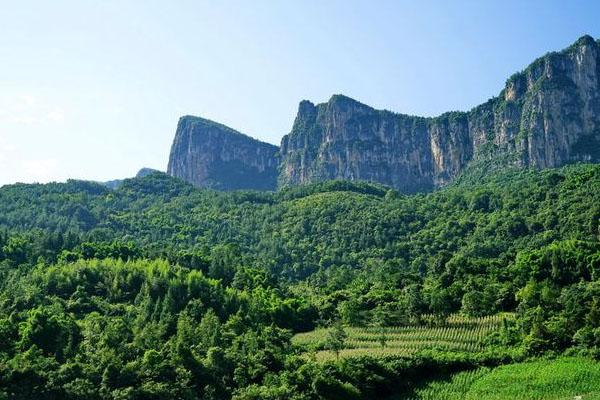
[292,314,512,361]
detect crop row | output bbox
[293,319,510,346]
[310,347,419,362]
[292,313,513,361]
[350,327,494,342]
[401,368,491,400]
[343,339,486,352]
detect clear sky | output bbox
[1,1,599,185]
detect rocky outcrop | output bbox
[279,35,600,192]
[167,116,279,190]
[168,36,600,193]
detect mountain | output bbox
[102,168,163,189]
[3,157,600,398]
[135,167,161,178]
[166,116,279,191]
[168,36,600,192]
[280,35,600,191]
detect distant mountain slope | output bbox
[101,168,162,189]
[135,168,161,178]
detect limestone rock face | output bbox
[279,96,438,192]
[279,35,600,191]
[168,36,600,192]
[167,116,279,190]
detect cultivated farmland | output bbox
[292,314,511,361]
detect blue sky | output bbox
[1,1,599,185]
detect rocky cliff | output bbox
[168,36,600,192]
[167,116,279,190]
[279,35,600,192]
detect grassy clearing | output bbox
[293,314,510,361]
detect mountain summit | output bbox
[167,116,279,190]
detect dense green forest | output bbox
[1,164,600,399]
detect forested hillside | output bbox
[1,164,600,399]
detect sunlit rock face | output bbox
[279,36,600,192]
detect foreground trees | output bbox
[0,165,599,398]
[0,259,300,399]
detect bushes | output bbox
[234,353,501,400]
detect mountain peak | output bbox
[169,36,600,193]
[178,115,240,136]
[327,94,373,110]
[167,116,279,191]
[279,36,600,192]
[574,34,597,47]
[297,99,316,117]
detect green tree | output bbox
[325,320,347,360]
[371,307,387,348]
[18,307,80,361]
[338,299,363,326]
[428,287,453,325]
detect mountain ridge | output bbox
[168,35,600,192]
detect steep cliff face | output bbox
[279,35,600,191]
[279,97,438,192]
[168,36,600,193]
[502,35,600,168]
[167,116,279,190]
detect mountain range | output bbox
[166,35,600,192]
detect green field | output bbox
[466,358,600,400]
[396,368,491,400]
[393,357,600,400]
[292,314,511,361]
[389,357,600,400]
